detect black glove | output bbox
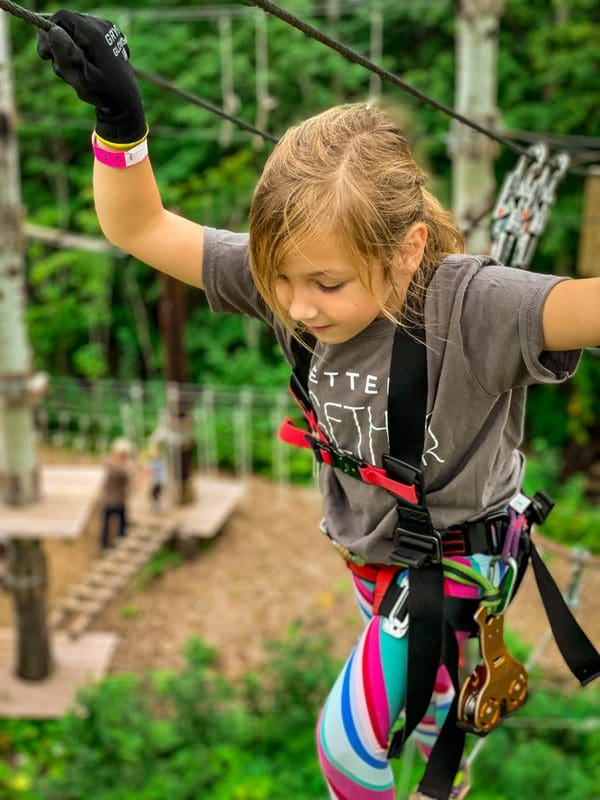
[37,9,147,146]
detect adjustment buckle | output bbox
[528,490,555,525]
[382,454,424,502]
[390,504,441,567]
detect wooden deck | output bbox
[0,465,104,540]
[164,475,247,539]
[0,628,118,718]
[0,468,246,716]
[0,466,246,542]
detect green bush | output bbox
[1,632,598,800]
[524,446,600,553]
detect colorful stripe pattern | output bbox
[317,555,499,798]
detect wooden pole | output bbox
[577,168,600,278]
[450,0,504,253]
[0,11,52,679]
[158,274,195,504]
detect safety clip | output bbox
[381,575,409,639]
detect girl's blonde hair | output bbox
[249,103,464,330]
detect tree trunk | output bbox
[450,0,504,252]
[6,540,53,680]
[159,274,195,505]
[0,13,52,680]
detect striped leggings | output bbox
[316,556,494,799]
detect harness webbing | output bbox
[387,322,427,475]
[290,326,466,794]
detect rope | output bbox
[2,0,596,172]
[132,68,278,144]
[0,0,50,29]
[245,0,530,159]
[0,0,278,144]
[534,532,600,570]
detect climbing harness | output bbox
[282,326,600,799]
[3,0,598,794]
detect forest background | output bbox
[10,0,600,467]
[2,1,600,798]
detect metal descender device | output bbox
[457,602,528,735]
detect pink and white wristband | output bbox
[91,133,149,169]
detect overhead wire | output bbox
[244,0,530,157]
[0,0,279,143]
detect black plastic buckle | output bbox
[390,504,442,567]
[330,451,363,480]
[528,490,555,526]
[306,436,363,480]
[382,454,424,503]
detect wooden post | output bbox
[0,12,52,679]
[449,0,504,253]
[577,169,600,278]
[159,274,194,505]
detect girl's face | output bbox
[275,236,395,344]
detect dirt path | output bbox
[1,457,598,686]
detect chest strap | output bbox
[279,418,421,505]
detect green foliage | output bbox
[474,687,600,800]
[134,546,184,590]
[0,630,338,800]
[0,632,598,800]
[524,445,600,552]
[7,1,600,476]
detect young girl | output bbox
[38,12,599,799]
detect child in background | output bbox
[100,437,133,550]
[38,12,598,799]
[147,441,166,513]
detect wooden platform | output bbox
[130,474,247,539]
[0,628,118,718]
[0,465,104,540]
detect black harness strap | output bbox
[384,326,464,793]
[386,323,428,478]
[291,326,463,792]
[529,543,600,685]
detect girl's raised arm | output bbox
[38,10,205,289]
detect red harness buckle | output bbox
[358,464,420,505]
[441,528,467,557]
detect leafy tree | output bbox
[7,0,600,458]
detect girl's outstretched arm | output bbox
[543,277,600,350]
[38,9,205,288]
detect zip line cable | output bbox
[0,0,279,143]
[244,0,530,156]
[132,67,278,144]
[243,0,597,178]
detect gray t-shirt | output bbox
[202,226,580,564]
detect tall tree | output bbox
[0,10,51,680]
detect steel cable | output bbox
[0,0,279,143]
